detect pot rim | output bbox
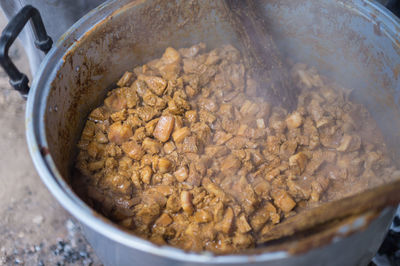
[25,0,400,263]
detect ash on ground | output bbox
[0,219,101,266]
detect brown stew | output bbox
[74,44,398,254]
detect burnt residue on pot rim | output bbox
[25,0,400,263]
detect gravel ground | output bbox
[0,14,101,266]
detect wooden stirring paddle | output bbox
[224,0,298,110]
[257,178,400,244]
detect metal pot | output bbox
[1,0,400,265]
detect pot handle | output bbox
[0,5,53,97]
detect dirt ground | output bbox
[0,14,101,266]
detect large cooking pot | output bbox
[1,0,400,265]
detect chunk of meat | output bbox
[271,189,296,213]
[141,165,153,184]
[108,122,132,145]
[194,209,212,223]
[216,207,234,234]
[181,191,194,215]
[250,204,273,232]
[289,152,308,174]
[237,214,252,233]
[202,178,227,202]
[121,141,144,160]
[117,72,134,87]
[182,136,199,153]
[213,131,232,145]
[89,107,110,122]
[166,193,181,213]
[136,106,158,122]
[204,145,229,158]
[286,112,303,129]
[337,134,361,152]
[185,110,198,123]
[172,127,190,143]
[104,93,127,112]
[220,154,241,173]
[174,166,188,182]
[158,158,173,173]
[179,43,205,58]
[163,141,176,154]
[142,138,162,155]
[138,75,167,96]
[153,116,175,142]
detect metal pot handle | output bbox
[0,5,53,97]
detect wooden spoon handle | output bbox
[257,178,400,244]
[224,0,298,110]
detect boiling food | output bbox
[74,44,399,253]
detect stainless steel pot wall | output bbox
[25,0,400,265]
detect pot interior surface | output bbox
[41,0,400,254]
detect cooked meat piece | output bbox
[256,118,266,129]
[181,191,194,215]
[190,123,211,144]
[216,207,234,234]
[142,138,162,155]
[121,141,144,160]
[174,166,188,182]
[138,75,167,96]
[144,118,159,135]
[213,131,233,145]
[182,136,199,153]
[185,110,198,123]
[136,106,158,122]
[172,127,190,143]
[165,193,181,213]
[250,204,273,232]
[179,43,205,58]
[153,116,175,142]
[185,163,202,187]
[194,209,212,223]
[155,213,173,228]
[289,152,308,174]
[117,71,134,87]
[75,44,398,254]
[202,178,227,202]
[237,214,252,233]
[163,141,176,154]
[269,112,286,133]
[104,92,127,112]
[310,176,330,202]
[280,140,298,159]
[110,109,127,122]
[336,134,361,152]
[199,110,216,124]
[89,107,110,122]
[81,121,96,140]
[220,154,241,173]
[204,145,229,158]
[156,47,182,81]
[103,174,132,195]
[140,165,153,184]
[232,233,254,250]
[108,122,132,145]
[286,112,303,129]
[158,158,173,173]
[271,189,296,213]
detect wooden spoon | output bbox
[224,0,298,110]
[257,178,400,244]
